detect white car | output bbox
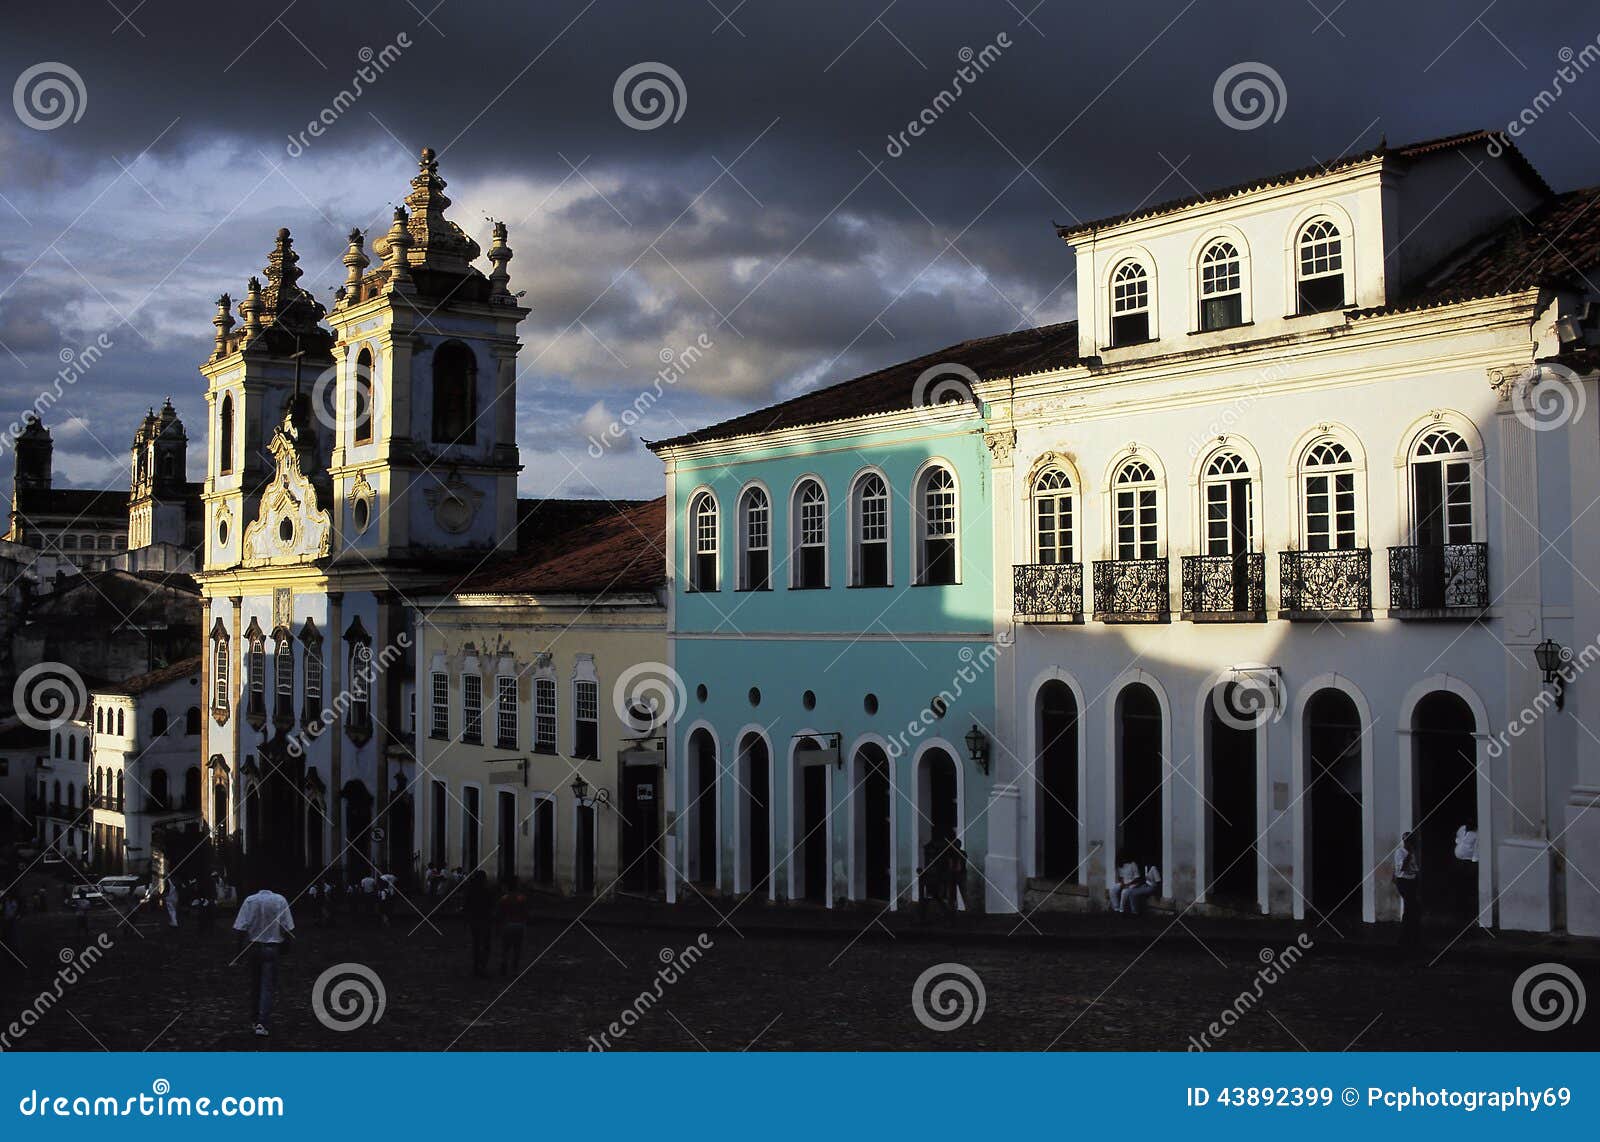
[96,875,142,899]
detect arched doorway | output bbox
[851,742,893,902]
[532,797,555,887]
[1304,689,1362,923]
[916,747,960,899]
[686,729,718,888]
[1411,691,1477,919]
[737,733,772,897]
[343,780,374,881]
[1205,683,1259,906]
[791,738,829,903]
[1114,684,1163,879]
[1035,680,1079,879]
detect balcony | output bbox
[1389,543,1489,618]
[1092,558,1170,622]
[1181,553,1265,622]
[1013,562,1084,623]
[1279,549,1372,620]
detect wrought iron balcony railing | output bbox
[1092,558,1170,622]
[1013,562,1084,622]
[1181,553,1266,620]
[1279,548,1372,618]
[1389,543,1489,614]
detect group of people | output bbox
[917,831,969,918]
[1392,818,1479,952]
[422,864,468,898]
[462,872,535,977]
[1110,857,1162,915]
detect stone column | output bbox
[983,427,1022,913]
[1564,372,1600,935]
[328,591,345,874]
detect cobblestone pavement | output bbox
[2,895,1596,1052]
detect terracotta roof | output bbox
[515,497,649,560]
[457,498,665,596]
[1542,344,1600,375]
[650,321,1079,450]
[1057,130,1552,238]
[98,655,203,697]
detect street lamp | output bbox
[965,724,991,776]
[1534,638,1569,711]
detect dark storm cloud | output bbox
[1,0,1598,496]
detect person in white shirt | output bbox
[1122,863,1161,915]
[1453,820,1479,927]
[233,883,295,1038]
[1110,857,1142,912]
[1392,831,1421,950]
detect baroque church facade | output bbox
[197,148,526,887]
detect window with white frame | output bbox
[534,675,557,754]
[1296,219,1345,313]
[462,673,483,745]
[1410,429,1474,546]
[430,671,450,739]
[247,629,266,718]
[496,675,518,749]
[347,640,372,731]
[212,629,230,712]
[573,678,599,760]
[274,633,294,721]
[1110,260,1151,346]
[1300,440,1358,551]
[1113,460,1159,560]
[792,479,828,588]
[1201,450,1254,554]
[689,492,718,592]
[1032,467,1075,564]
[739,486,770,591]
[1199,240,1244,331]
[301,625,323,725]
[918,466,959,585]
[852,472,890,587]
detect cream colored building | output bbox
[414,500,668,897]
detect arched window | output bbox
[791,479,828,589]
[274,632,295,721]
[1199,240,1243,331]
[1296,219,1345,313]
[67,784,75,811]
[185,706,201,735]
[737,487,770,591]
[213,633,231,712]
[1032,467,1075,565]
[115,772,124,810]
[851,472,890,587]
[248,630,266,718]
[301,624,324,725]
[1110,261,1151,346]
[353,347,375,445]
[53,732,61,757]
[68,736,76,761]
[1299,440,1358,551]
[917,466,959,585]
[149,769,169,811]
[115,709,124,736]
[1410,429,1474,546]
[430,340,477,445]
[63,535,78,551]
[1201,450,1253,554]
[688,491,719,592]
[152,708,168,737]
[53,780,61,808]
[94,707,103,733]
[218,393,234,476]
[1113,460,1159,560]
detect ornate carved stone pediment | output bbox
[241,408,332,567]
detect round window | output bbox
[217,519,229,545]
[279,518,294,544]
[353,498,371,532]
[748,687,761,707]
[696,683,708,703]
[863,693,879,716]
[802,689,816,711]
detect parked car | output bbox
[68,885,109,908]
[95,875,142,899]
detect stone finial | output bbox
[487,219,513,299]
[241,277,264,339]
[212,293,236,359]
[383,207,413,291]
[342,227,370,295]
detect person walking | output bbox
[497,877,531,976]
[463,870,493,978]
[233,880,295,1038]
[1393,831,1422,953]
[1453,819,1479,928]
[164,880,179,929]
[1123,861,1162,915]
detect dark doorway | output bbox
[855,744,892,901]
[1412,691,1477,917]
[620,763,662,894]
[1306,689,1363,922]
[574,804,596,894]
[688,730,718,887]
[1036,680,1079,879]
[430,781,448,867]
[498,790,517,884]
[739,736,771,896]
[918,748,959,901]
[532,798,554,886]
[1206,684,1258,906]
[386,789,413,885]
[796,746,827,902]
[1115,685,1163,876]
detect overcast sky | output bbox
[1,0,1598,500]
